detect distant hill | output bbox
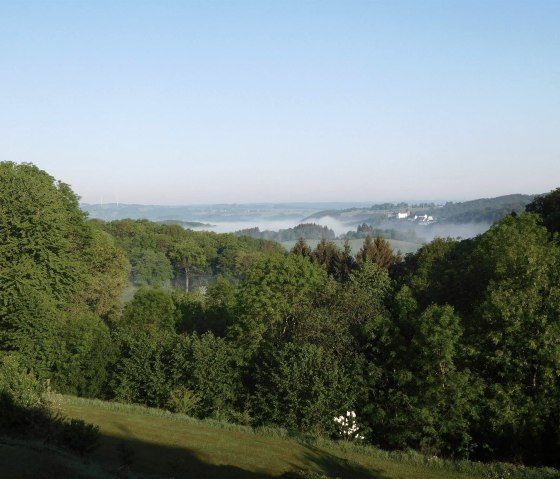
[80,202,347,224]
[304,194,535,225]
[426,194,534,223]
[82,195,536,241]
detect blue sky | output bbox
[1,0,559,204]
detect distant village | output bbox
[387,210,436,225]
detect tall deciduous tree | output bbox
[121,288,178,333]
[0,162,128,386]
[465,214,560,462]
[74,225,129,318]
[168,239,207,291]
[129,247,172,287]
[0,162,90,308]
[228,254,330,359]
[408,304,481,456]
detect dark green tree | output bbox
[0,284,61,380]
[312,238,342,278]
[408,305,481,456]
[109,327,175,407]
[336,239,357,282]
[291,237,312,258]
[465,214,560,463]
[251,342,358,435]
[356,235,397,269]
[169,332,239,419]
[526,187,560,234]
[51,312,116,398]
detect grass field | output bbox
[60,396,476,479]
[2,396,558,479]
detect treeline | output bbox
[235,223,336,242]
[305,202,425,220]
[2,162,560,469]
[343,224,424,243]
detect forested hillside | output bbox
[304,194,534,225]
[2,162,560,473]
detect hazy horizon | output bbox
[80,190,537,208]
[2,1,559,204]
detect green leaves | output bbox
[121,288,178,333]
[0,162,89,306]
[251,343,357,434]
[526,187,560,234]
[229,254,330,358]
[0,162,127,396]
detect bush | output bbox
[0,354,100,455]
[57,418,100,455]
[250,343,357,435]
[0,354,49,430]
[167,387,201,415]
[0,355,45,409]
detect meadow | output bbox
[4,395,557,479]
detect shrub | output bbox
[0,355,45,409]
[0,354,49,430]
[0,354,100,455]
[57,418,100,455]
[167,387,201,415]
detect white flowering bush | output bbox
[333,410,364,441]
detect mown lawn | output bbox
[3,395,556,479]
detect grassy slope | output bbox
[55,396,482,479]
[3,396,556,479]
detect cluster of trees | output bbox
[98,218,283,289]
[235,223,336,242]
[2,162,560,468]
[344,225,424,243]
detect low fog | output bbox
[198,217,493,243]
[415,222,493,242]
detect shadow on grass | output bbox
[96,432,271,478]
[285,444,387,479]
[1,394,389,479]
[91,432,390,479]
